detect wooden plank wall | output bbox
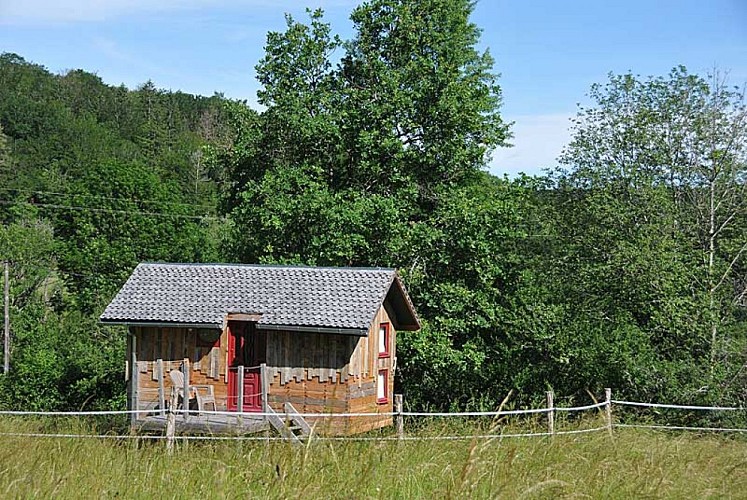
[133,326,228,414]
[263,305,396,388]
[349,306,397,383]
[348,306,396,434]
[273,375,392,435]
[265,330,356,384]
[128,304,399,435]
[265,305,397,435]
[266,374,347,413]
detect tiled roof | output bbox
[100,263,416,332]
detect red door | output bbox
[227,322,265,412]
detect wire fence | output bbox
[611,400,743,411]
[0,390,743,443]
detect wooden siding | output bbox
[129,326,228,417]
[126,303,398,434]
[266,374,347,413]
[263,305,396,435]
[264,328,353,435]
[264,330,355,384]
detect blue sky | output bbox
[1,0,745,177]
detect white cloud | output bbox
[488,113,574,178]
[0,0,356,24]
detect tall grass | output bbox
[0,417,743,498]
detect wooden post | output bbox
[395,394,404,441]
[238,365,244,413]
[260,363,268,414]
[605,388,613,436]
[125,332,131,414]
[125,333,130,382]
[182,358,190,421]
[546,390,555,436]
[157,359,165,416]
[131,332,138,424]
[166,388,177,453]
[4,261,9,373]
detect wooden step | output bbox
[266,408,300,443]
[283,402,312,436]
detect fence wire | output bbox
[615,423,747,433]
[611,400,744,411]
[0,396,744,442]
[0,426,612,442]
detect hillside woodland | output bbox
[0,0,745,423]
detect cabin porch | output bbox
[130,351,272,423]
[134,412,269,435]
[131,359,315,439]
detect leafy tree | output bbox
[397,174,532,408]
[51,159,220,313]
[553,67,747,405]
[0,124,8,166]
[222,1,510,261]
[0,52,231,410]
[218,2,516,409]
[342,0,509,202]
[0,217,56,309]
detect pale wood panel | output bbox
[368,316,375,377]
[218,325,228,380]
[293,333,305,382]
[135,326,229,410]
[166,329,175,360]
[347,306,396,382]
[282,330,291,385]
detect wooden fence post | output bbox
[166,388,176,453]
[605,388,613,436]
[182,358,190,421]
[395,394,403,441]
[238,365,245,413]
[260,363,268,413]
[157,359,165,416]
[546,390,555,436]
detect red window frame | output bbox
[377,369,389,404]
[378,322,390,358]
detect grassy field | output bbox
[0,417,744,498]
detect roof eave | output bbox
[258,324,368,336]
[100,319,369,336]
[99,319,222,329]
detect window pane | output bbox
[377,370,386,400]
[379,325,387,354]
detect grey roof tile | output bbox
[100,263,403,331]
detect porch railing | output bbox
[143,359,268,418]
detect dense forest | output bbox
[1,0,745,422]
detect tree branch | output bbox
[712,238,747,293]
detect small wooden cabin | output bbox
[100,263,420,435]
